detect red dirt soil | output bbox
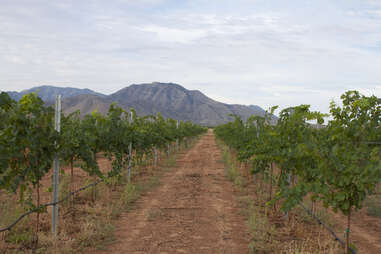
[91,130,381,254]
[95,130,251,254]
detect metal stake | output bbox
[176,120,179,151]
[52,95,61,236]
[154,147,158,167]
[128,110,133,182]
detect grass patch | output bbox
[77,216,115,250]
[215,140,278,252]
[217,140,242,187]
[146,208,165,221]
[246,198,278,253]
[120,183,141,210]
[163,156,177,168]
[0,198,34,250]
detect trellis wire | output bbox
[265,172,358,254]
[298,202,357,254]
[0,179,102,233]
[0,138,178,233]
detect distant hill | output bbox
[7,85,105,102]
[7,82,269,126]
[248,105,267,115]
[107,82,269,126]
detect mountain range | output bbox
[7,82,268,126]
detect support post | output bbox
[176,120,179,152]
[52,95,61,236]
[154,147,158,167]
[128,110,133,183]
[285,173,291,220]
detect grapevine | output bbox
[215,90,381,253]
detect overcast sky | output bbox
[1,0,381,114]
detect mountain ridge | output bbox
[7,82,268,126]
[7,85,105,102]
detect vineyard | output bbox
[0,92,206,253]
[214,90,381,253]
[1,90,381,253]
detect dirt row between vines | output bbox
[91,130,381,254]
[93,130,250,253]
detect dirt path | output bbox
[97,130,250,254]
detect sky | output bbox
[1,0,381,114]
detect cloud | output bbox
[137,25,208,43]
[119,0,168,4]
[0,0,381,115]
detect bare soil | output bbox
[90,130,381,254]
[96,130,251,254]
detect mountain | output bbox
[60,94,111,116]
[106,82,268,125]
[7,82,268,126]
[248,105,267,115]
[7,85,104,102]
